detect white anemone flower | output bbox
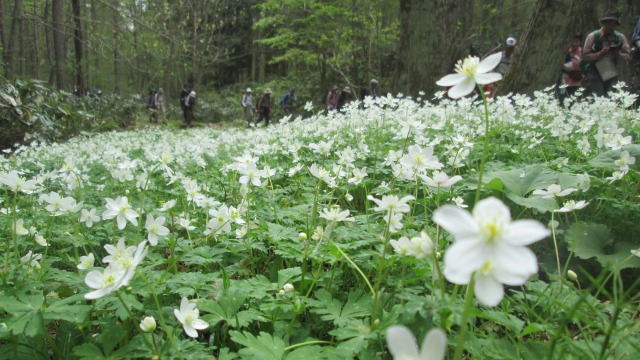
[145,214,170,246]
[318,206,355,223]
[386,326,446,360]
[419,171,463,188]
[80,208,100,228]
[554,200,589,213]
[102,196,139,230]
[174,297,209,338]
[84,266,127,299]
[532,184,577,199]
[436,52,503,99]
[77,253,95,270]
[433,197,549,306]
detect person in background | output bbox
[559,33,584,103]
[362,79,380,99]
[241,88,254,126]
[582,10,631,98]
[280,87,297,116]
[157,88,166,123]
[325,85,339,111]
[183,88,196,127]
[256,88,273,127]
[336,85,355,112]
[147,89,158,123]
[495,36,517,76]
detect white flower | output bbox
[532,184,577,199]
[177,216,196,231]
[399,145,443,173]
[34,233,48,247]
[140,316,157,333]
[102,238,148,287]
[206,204,232,236]
[436,52,503,99]
[84,266,127,299]
[77,253,95,270]
[174,297,209,338]
[450,196,468,208]
[368,194,415,215]
[102,196,139,230]
[318,206,355,223]
[145,214,170,246]
[158,199,177,212]
[0,170,38,194]
[13,219,29,235]
[348,167,368,185]
[283,283,295,293]
[80,208,100,228]
[410,231,435,259]
[576,173,590,192]
[386,326,446,360]
[433,197,550,306]
[21,251,42,268]
[238,163,265,187]
[419,171,463,188]
[390,237,414,256]
[614,151,635,172]
[554,200,589,213]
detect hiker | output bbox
[281,87,297,116]
[495,36,517,76]
[582,10,631,98]
[147,89,158,123]
[325,85,339,111]
[559,33,584,103]
[241,88,254,126]
[256,88,273,127]
[182,88,196,127]
[157,88,166,123]
[336,85,355,112]
[362,79,380,99]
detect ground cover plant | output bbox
[1,80,640,359]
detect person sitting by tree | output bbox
[582,10,631,98]
[336,85,356,112]
[559,33,584,104]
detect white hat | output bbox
[505,37,517,47]
[246,88,252,93]
[189,91,196,97]
[370,79,379,84]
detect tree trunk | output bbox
[496,0,577,95]
[113,0,121,94]
[71,0,84,92]
[51,0,65,90]
[0,1,7,75]
[393,0,472,96]
[6,0,24,80]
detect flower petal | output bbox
[475,273,504,306]
[420,328,447,360]
[433,205,479,241]
[386,325,420,359]
[474,72,502,85]
[478,52,503,73]
[502,220,550,246]
[448,78,476,99]
[443,241,488,283]
[436,73,465,87]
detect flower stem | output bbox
[475,85,491,204]
[115,291,157,356]
[454,274,476,360]
[550,212,563,291]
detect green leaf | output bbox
[0,291,44,338]
[267,222,299,243]
[565,222,640,269]
[309,289,370,327]
[484,164,557,196]
[44,293,92,323]
[229,330,286,360]
[473,309,525,333]
[589,144,640,169]
[72,343,107,360]
[277,267,301,288]
[505,193,557,213]
[200,285,264,329]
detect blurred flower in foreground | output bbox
[386,325,446,360]
[140,316,156,333]
[435,52,503,99]
[174,297,209,338]
[433,197,549,306]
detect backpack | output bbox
[580,30,622,71]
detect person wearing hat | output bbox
[336,85,356,112]
[256,88,273,127]
[582,10,631,97]
[241,88,254,126]
[363,79,380,99]
[494,36,518,76]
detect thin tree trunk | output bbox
[52,0,65,89]
[7,0,25,80]
[0,1,7,75]
[113,0,120,94]
[71,0,84,92]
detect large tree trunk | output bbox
[6,0,24,80]
[0,1,7,75]
[393,0,472,96]
[71,0,84,92]
[51,0,65,90]
[112,0,121,94]
[496,0,577,95]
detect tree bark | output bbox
[71,0,85,92]
[393,0,472,96]
[112,0,121,94]
[52,0,65,90]
[496,0,577,95]
[0,1,7,75]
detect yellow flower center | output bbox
[480,260,494,275]
[455,56,480,78]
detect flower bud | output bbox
[298,232,307,241]
[567,270,578,281]
[278,289,285,296]
[283,283,295,293]
[345,193,353,202]
[140,316,156,332]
